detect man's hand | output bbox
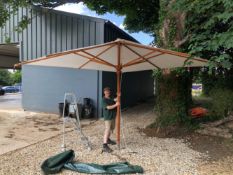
[117,92,121,97]
[106,102,120,110]
[115,101,120,107]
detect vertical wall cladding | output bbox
[0,6,105,60]
[102,22,154,109]
[0,7,23,44]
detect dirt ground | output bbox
[143,125,233,174]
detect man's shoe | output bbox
[102,144,113,153]
[107,138,116,145]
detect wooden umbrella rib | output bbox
[123,52,165,67]
[123,52,164,68]
[78,60,91,69]
[74,52,110,66]
[78,41,116,52]
[123,50,157,67]
[94,43,116,57]
[81,50,116,68]
[123,44,161,69]
[16,55,58,66]
[74,44,115,63]
[145,52,165,60]
[123,53,164,67]
[75,44,115,59]
[123,39,207,62]
[15,41,117,67]
[15,50,80,66]
[124,40,186,56]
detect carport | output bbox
[0,43,19,69]
[0,43,22,110]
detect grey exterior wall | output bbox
[22,65,100,114]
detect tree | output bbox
[172,0,233,69]
[0,0,160,35]
[11,70,21,84]
[85,0,160,33]
[0,69,12,86]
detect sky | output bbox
[55,2,154,45]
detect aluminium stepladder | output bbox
[61,92,92,151]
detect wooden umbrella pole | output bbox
[116,69,121,149]
[116,42,121,149]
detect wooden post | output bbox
[116,42,121,148]
[116,70,121,148]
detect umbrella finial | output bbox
[116,38,124,43]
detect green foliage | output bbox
[0,69,12,86]
[0,0,29,28]
[209,88,233,118]
[153,69,193,128]
[172,0,233,69]
[0,69,21,86]
[85,0,160,33]
[14,16,31,33]
[201,69,233,95]
[0,0,31,40]
[10,70,22,84]
[200,72,216,96]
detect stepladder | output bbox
[61,92,92,151]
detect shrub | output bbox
[209,88,233,118]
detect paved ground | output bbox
[0,93,22,110]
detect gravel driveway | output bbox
[0,102,206,175]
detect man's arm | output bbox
[106,102,120,110]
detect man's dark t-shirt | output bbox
[102,97,116,120]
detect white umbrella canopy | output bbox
[16,39,207,147]
[20,39,206,72]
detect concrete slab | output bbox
[0,93,22,110]
[0,109,94,155]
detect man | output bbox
[102,87,120,153]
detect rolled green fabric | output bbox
[64,161,144,174]
[41,150,75,174]
[41,150,143,174]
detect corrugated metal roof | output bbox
[34,6,106,23]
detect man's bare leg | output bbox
[103,128,110,144]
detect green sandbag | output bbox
[41,149,143,174]
[64,162,144,174]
